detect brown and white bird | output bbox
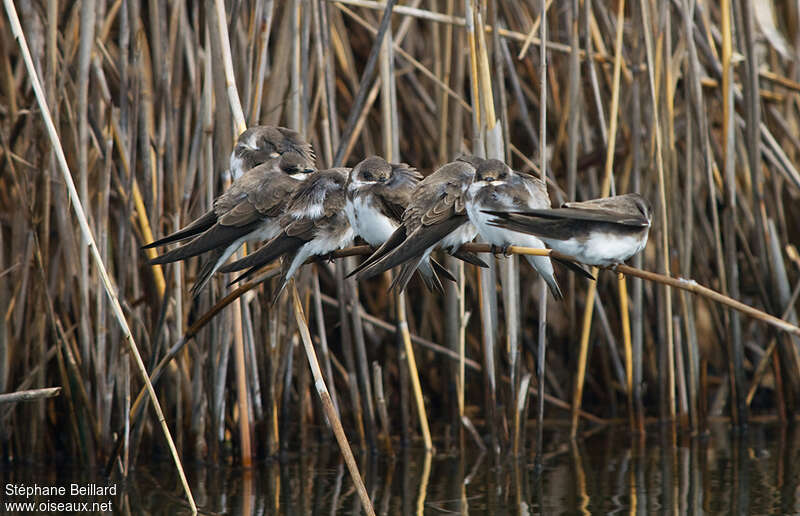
[466,158,564,299]
[351,156,487,292]
[220,167,354,302]
[345,156,454,293]
[145,125,314,251]
[144,151,315,296]
[227,125,315,180]
[486,193,653,267]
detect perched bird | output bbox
[145,152,315,296]
[485,193,653,267]
[466,158,564,299]
[144,125,314,251]
[345,156,454,293]
[351,156,487,293]
[220,168,354,302]
[227,125,315,180]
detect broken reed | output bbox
[1,0,799,474]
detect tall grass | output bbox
[1,0,799,486]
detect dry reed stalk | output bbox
[724,0,748,425]
[348,275,379,449]
[619,272,633,430]
[3,0,799,469]
[379,16,432,449]
[416,449,432,514]
[465,0,501,454]
[532,0,548,463]
[566,0,581,337]
[194,241,800,338]
[109,116,166,296]
[641,0,675,429]
[290,283,375,516]
[513,373,531,457]
[397,294,433,449]
[77,0,96,367]
[333,0,398,165]
[746,279,800,405]
[517,0,552,59]
[372,362,392,455]
[334,0,616,60]
[312,270,340,412]
[3,1,196,510]
[212,0,254,465]
[570,0,627,439]
[0,387,62,404]
[331,1,399,453]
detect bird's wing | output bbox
[218,233,305,273]
[147,221,258,265]
[346,225,408,278]
[495,206,649,227]
[142,209,217,248]
[354,216,466,280]
[485,213,584,241]
[246,172,302,218]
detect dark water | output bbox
[2,422,799,514]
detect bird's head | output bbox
[279,151,316,178]
[230,126,315,177]
[631,194,653,226]
[351,156,392,185]
[474,159,510,183]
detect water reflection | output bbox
[2,423,799,514]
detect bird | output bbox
[227,125,315,180]
[219,167,355,302]
[344,156,455,293]
[351,156,488,293]
[466,158,565,299]
[144,125,314,251]
[145,152,316,296]
[485,193,653,267]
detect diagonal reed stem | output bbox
[291,283,375,516]
[3,0,196,511]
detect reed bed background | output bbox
[1,0,799,485]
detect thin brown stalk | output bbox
[291,284,375,516]
[571,0,627,439]
[0,387,62,405]
[372,362,393,455]
[534,0,548,463]
[721,0,745,426]
[212,0,253,465]
[3,1,196,509]
[641,0,675,427]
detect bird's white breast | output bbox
[440,222,477,252]
[306,227,355,257]
[467,183,516,246]
[346,196,397,246]
[547,229,648,266]
[228,152,244,180]
[248,220,282,243]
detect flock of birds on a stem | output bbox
[144,125,653,304]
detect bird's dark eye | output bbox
[363,171,374,181]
